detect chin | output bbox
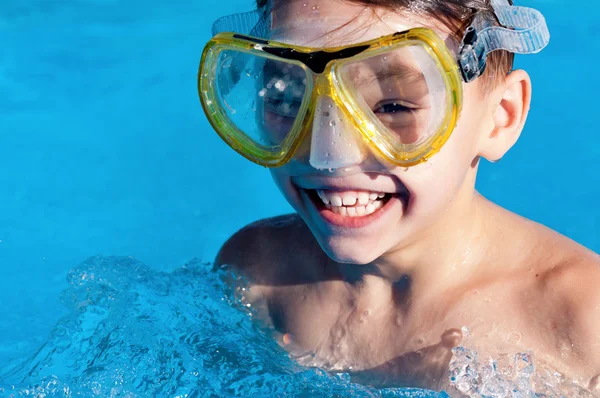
[317,235,384,265]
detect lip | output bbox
[292,175,407,195]
[298,187,407,229]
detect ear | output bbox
[478,69,532,162]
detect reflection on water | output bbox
[0,256,444,397]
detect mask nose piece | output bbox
[309,96,366,170]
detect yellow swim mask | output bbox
[198,0,549,169]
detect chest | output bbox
[266,283,566,371]
[267,287,455,372]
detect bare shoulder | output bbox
[490,207,600,379]
[530,230,600,376]
[534,229,600,312]
[215,213,323,285]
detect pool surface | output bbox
[0,0,597,395]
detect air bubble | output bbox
[274,79,286,91]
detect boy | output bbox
[199,0,600,393]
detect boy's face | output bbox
[268,0,498,264]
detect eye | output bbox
[373,101,417,114]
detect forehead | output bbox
[269,0,455,48]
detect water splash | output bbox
[0,256,445,397]
[448,346,595,397]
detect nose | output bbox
[306,95,367,170]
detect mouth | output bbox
[300,187,409,229]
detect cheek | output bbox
[404,162,462,214]
[269,169,302,209]
[400,119,479,213]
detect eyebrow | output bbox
[352,63,426,88]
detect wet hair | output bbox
[257,0,515,90]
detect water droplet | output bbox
[507,330,522,344]
[329,120,336,127]
[283,333,292,345]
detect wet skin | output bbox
[216,203,600,394]
[212,0,600,394]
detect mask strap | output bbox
[211,1,273,38]
[458,0,550,82]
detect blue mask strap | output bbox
[211,0,273,38]
[458,0,550,82]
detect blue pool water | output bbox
[0,0,597,395]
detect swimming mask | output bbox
[198,0,549,168]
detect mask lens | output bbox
[215,49,309,149]
[339,44,447,149]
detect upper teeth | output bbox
[317,190,386,207]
